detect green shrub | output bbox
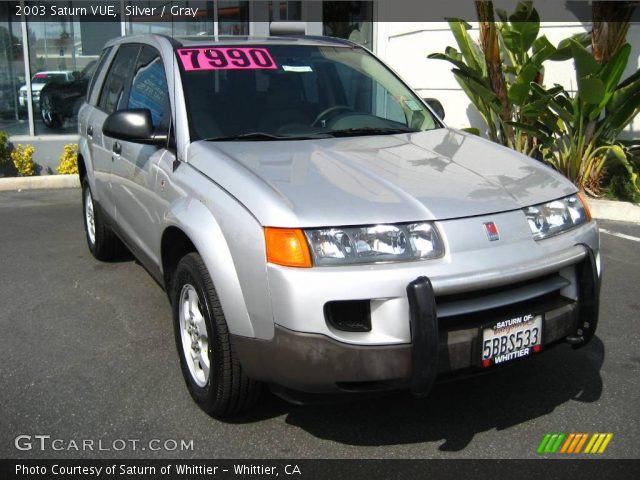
[0,130,10,173]
[604,151,640,203]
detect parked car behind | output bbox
[78,34,601,417]
[18,71,74,113]
[39,61,98,129]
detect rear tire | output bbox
[40,90,64,129]
[82,180,124,261]
[172,252,261,417]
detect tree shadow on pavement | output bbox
[226,337,604,451]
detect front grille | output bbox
[436,272,574,332]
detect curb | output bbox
[588,198,640,224]
[0,175,80,192]
[1,175,639,224]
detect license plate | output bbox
[481,314,542,367]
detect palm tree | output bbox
[475,1,514,146]
[591,1,637,63]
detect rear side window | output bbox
[87,46,113,104]
[127,46,170,129]
[98,45,139,114]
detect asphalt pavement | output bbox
[0,188,638,459]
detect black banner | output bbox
[8,0,640,23]
[2,459,640,480]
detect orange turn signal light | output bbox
[577,191,592,222]
[264,227,312,268]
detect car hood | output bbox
[187,128,576,227]
[20,83,47,92]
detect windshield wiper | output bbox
[204,132,330,141]
[203,128,419,141]
[327,127,420,137]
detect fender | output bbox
[163,195,273,340]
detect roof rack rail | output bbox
[269,21,306,36]
[295,34,356,46]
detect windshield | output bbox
[177,44,439,141]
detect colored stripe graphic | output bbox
[537,433,565,453]
[550,434,565,453]
[538,433,613,454]
[560,433,575,453]
[574,433,589,453]
[597,434,613,453]
[537,434,551,454]
[585,433,613,454]
[545,434,559,453]
[568,433,582,453]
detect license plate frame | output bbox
[480,313,543,367]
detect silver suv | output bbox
[78,34,601,417]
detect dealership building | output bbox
[0,1,638,171]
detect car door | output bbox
[90,44,139,220]
[108,45,173,268]
[78,47,113,200]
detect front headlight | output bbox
[524,194,590,240]
[304,222,444,266]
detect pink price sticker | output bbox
[177,47,278,71]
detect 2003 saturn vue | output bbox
[77,34,601,417]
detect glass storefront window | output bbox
[323,1,373,49]
[126,1,214,36]
[26,1,120,135]
[269,1,302,21]
[218,1,249,35]
[0,1,28,136]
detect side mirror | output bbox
[102,109,167,146]
[423,98,445,120]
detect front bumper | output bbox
[233,244,600,395]
[18,93,39,108]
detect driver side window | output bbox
[98,45,139,114]
[127,46,170,129]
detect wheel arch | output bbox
[77,152,87,182]
[161,225,197,293]
[162,200,258,339]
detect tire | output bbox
[39,90,64,129]
[82,180,124,261]
[171,252,261,417]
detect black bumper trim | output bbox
[406,276,439,397]
[570,244,600,348]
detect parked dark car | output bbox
[39,61,97,129]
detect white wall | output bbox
[375,21,640,139]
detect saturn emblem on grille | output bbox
[483,221,500,241]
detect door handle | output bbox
[86,125,93,137]
[111,141,121,162]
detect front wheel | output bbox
[172,252,261,417]
[40,91,64,129]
